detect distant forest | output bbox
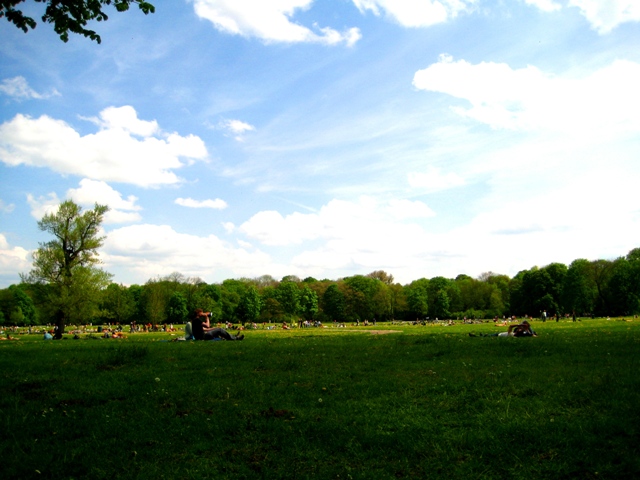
[1,248,638,326]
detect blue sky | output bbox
[1,0,639,287]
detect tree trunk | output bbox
[53,310,65,339]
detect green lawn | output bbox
[1,319,639,479]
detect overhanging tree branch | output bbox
[1,0,155,43]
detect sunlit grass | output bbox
[1,319,639,479]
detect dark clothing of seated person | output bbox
[470,320,537,338]
[513,322,536,337]
[204,327,243,341]
[191,316,205,341]
[192,309,244,341]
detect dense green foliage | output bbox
[19,201,111,337]
[1,0,155,43]
[5,247,639,328]
[1,320,638,479]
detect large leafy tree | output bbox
[298,285,319,320]
[606,257,640,316]
[562,259,596,316]
[426,276,453,319]
[342,275,388,320]
[24,200,111,338]
[510,267,561,317]
[275,281,300,318]
[236,285,262,325]
[0,284,38,326]
[260,286,284,322]
[166,291,188,325]
[140,277,170,325]
[588,259,615,315]
[366,270,394,285]
[219,279,247,323]
[322,284,346,322]
[101,282,135,324]
[1,0,155,43]
[431,289,451,319]
[195,283,223,323]
[405,278,429,320]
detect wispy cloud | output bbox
[219,119,255,141]
[0,199,15,214]
[524,0,640,33]
[193,0,361,45]
[569,0,640,33]
[352,0,475,27]
[175,197,228,210]
[0,76,60,100]
[523,0,561,13]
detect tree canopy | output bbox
[1,0,155,43]
[24,200,111,337]
[5,245,640,328]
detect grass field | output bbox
[1,319,639,479]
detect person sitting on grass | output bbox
[184,321,194,340]
[469,320,537,338]
[192,309,244,341]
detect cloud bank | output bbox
[413,55,640,134]
[0,106,207,187]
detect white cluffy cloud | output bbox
[408,166,466,193]
[175,198,228,210]
[102,224,272,282]
[239,196,435,247]
[0,233,30,278]
[413,55,640,134]
[27,179,143,224]
[0,106,208,187]
[235,196,442,280]
[67,179,143,224]
[220,119,255,141]
[193,0,361,45]
[0,76,60,100]
[352,0,475,27]
[569,0,640,33]
[524,0,640,33]
[27,192,60,220]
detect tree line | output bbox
[2,253,639,329]
[1,201,638,330]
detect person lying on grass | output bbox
[469,320,537,338]
[191,309,244,341]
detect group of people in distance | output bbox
[185,309,245,341]
[469,320,537,338]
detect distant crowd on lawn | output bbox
[0,312,637,341]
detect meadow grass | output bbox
[1,320,639,479]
